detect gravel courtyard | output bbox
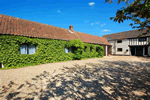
[0,56,150,100]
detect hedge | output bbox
[0,35,104,69]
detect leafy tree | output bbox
[105,0,150,37]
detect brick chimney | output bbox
[69,25,73,32]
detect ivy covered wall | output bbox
[0,35,104,69]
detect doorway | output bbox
[145,46,148,55]
[130,46,135,56]
[136,46,143,56]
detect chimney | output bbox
[69,25,73,32]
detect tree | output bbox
[105,0,150,37]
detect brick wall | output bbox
[102,45,106,56]
[108,45,112,56]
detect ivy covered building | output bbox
[0,14,111,68]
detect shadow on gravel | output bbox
[0,61,150,100]
[136,56,150,61]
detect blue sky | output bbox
[0,0,135,37]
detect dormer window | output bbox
[109,37,111,40]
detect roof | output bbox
[0,14,110,45]
[102,29,150,41]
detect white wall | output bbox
[108,39,130,55]
[108,41,115,54]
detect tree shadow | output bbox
[0,61,150,100]
[136,56,150,61]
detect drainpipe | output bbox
[143,47,145,56]
[106,45,107,56]
[135,47,136,56]
[129,47,131,56]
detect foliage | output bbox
[105,0,150,37]
[70,39,84,60]
[0,35,104,69]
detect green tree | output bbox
[105,0,150,37]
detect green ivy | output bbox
[0,35,104,69]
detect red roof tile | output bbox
[0,14,110,45]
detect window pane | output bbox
[69,48,72,53]
[20,45,27,54]
[29,45,36,54]
[65,48,68,53]
[117,48,122,52]
[139,37,146,42]
[117,40,122,43]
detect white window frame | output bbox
[20,44,36,55]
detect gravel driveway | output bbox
[0,56,150,100]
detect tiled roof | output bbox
[0,14,110,45]
[102,29,150,40]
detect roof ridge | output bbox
[1,14,106,39]
[102,29,140,36]
[74,31,104,38]
[0,14,111,45]
[0,14,70,31]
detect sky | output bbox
[0,0,136,37]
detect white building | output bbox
[102,29,150,56]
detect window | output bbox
[68,48,72,53]
[90,47,92,52]
[117,48,122,52]
[139,37,147,42]
[0,63,2,68]
[96,48,98,52]
[65,47,72,53]
[117,40,122,43]
[20,45,27,54]
[84,46,87,52]
[20,44,36,54]
[65,48,69,53]
[109,37,112,40]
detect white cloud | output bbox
[57,9,63,14]
[84,21,89,23]
[57,10,61,13]
[101,23,106,27]
[99,33,109,35]
[95,22,100,24]
[88,2,95,6]
[102,29,111,32]
[91,23,94,25]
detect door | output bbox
[145,46,148,55]
[136,46,143,56]
[130,46,135,56]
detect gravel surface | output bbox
[0,56,150,100]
